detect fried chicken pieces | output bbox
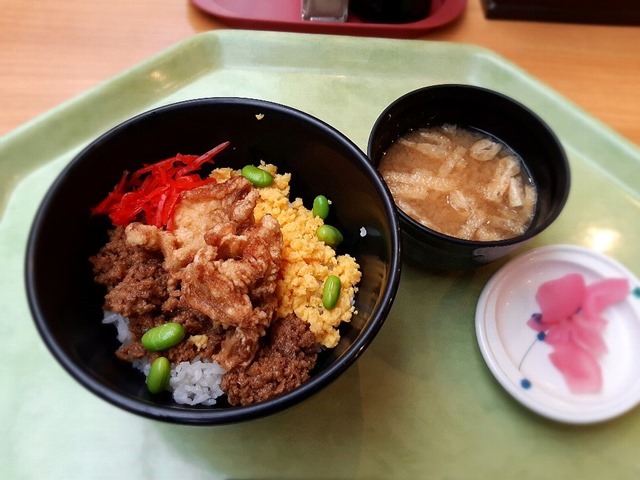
[124,175,284,371]
[92,175,321,405]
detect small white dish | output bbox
[476,244,640,424]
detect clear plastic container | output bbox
[301,0,349,22]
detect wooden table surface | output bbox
[1,1,639,146]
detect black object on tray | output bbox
[482,0,640,25]
[349,0,432,23]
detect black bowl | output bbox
[25,97,402,425]
[368,84,570,270]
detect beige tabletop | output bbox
[1,0,639,147]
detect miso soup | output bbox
[379,124,537,241]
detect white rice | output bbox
[102,311,226,406]
[170,361,226,406]
[102,311,133,344]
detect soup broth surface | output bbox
[379,124,537,241]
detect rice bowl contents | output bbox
[90,148,361,406]
[379,124,538,241]
[211,164,361,348]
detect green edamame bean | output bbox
[146,356,171,394]
[141,322,185,352]
[317,224,343,247]
[241,165,273,188]
[322,275,342,310]
[312,195,330,220]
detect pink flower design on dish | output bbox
[526,273,629,394]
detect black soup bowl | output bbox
[368,84,571,270]
[25,97,402,425]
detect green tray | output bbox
[2,30,640,479]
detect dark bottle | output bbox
[350,0,432,23]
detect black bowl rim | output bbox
[368,83,571,248]
[25,97,403,425]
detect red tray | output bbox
[191,0,467,38]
